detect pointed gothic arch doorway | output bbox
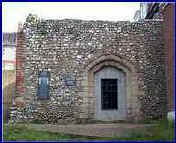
[94,66,127,120]
[79,55,141,121]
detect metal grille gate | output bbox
[101,79,118,110]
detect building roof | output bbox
[145,3,169,19]
[3,32,17,46]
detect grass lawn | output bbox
[3,120,174,141]
[3,70,16,123]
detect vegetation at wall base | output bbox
[3,119,174,141]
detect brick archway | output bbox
[79,55,142,121]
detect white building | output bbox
[140,3,148,19]
[133,3,148,21]
[2,33,16,70]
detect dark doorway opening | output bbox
[101,79,118,110]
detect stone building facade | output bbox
[14,14,168,124]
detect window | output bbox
[37,71,50,100]
[101,79,118,110]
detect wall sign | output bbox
[64,74,76,86]
[37,71,50,100]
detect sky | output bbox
[2,2,140,33]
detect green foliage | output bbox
[25,14,39,26]
[3,124,71,141]
[125,119,174,141]
[29,119,45,124]
[3,120,174,141]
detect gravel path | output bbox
[23,123,154,137]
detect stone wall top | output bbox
[23,14,163,36]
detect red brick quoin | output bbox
[15,26,25,107]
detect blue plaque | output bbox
[64,75,76,86]
[37,71,50,100]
